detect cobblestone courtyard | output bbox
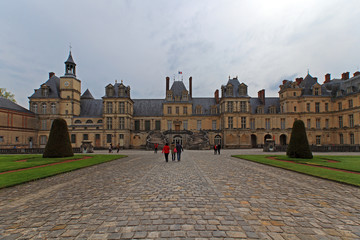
[0,150,359,239]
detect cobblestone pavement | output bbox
[0,150,359,239]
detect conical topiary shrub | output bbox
[43,118,74,158]
[286,120,313,159]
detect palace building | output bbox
[1,51,360,150]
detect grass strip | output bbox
[233,155,360,187]
[0,154,126,188]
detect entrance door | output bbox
[174,135,182,145]
[95,134,101,147]
[251,134,257,148]
[214,135,222,146]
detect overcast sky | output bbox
[1,0,360,108]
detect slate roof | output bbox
[192,98,217,115]
[170,81,187,97]
[250,97,280,114]
[299,74,318,96]
[133,99,164,117]
[222,78,249,97]
[29,75,61,99]
[103,83,130,98]
[81,89,94,99]
[79,99,103,117]
[0,97,34,115]
[65,51,76,64]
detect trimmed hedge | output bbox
[43,118,74,158]
[286,120,313,159]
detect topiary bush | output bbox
[286,120,313,159]
[43,118,74,158]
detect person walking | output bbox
[213,144,217,154]
[162,143,170,162]
[176,142,184,161]
[170,142,176,161]
[116,143,120,153]
[109,143,113,153]
[154,143,158,153]
[217,144,221,155]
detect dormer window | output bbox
[167,92,172,101]
[41,85,49,97]
[269,106,276,114]
[238,83,248,96]
[227,85,233,96]
[195,105,202,114]
[106,85,115,97]
[119,86,125,97]
[256,106,263,114]
[182,91,188,101]
[314,88,319,95]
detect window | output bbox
[183,106,187,115]
[71,134,76,143]
[167,93,172,101]
[106,117,112,130]
[134,120,140,130]
[316,118,321,129]
[119,117,125,129]
[97,119,103,124]
[195,106,202,114]
[107,134,112,143]
[325,103,329,112]
[15,136,19,142]
[40,135,47,145]
[65,110,68,115]
[155,120,161,130]
[339,134,344,144]
[167,120,172,130]
[315,103,320,113]
[86,120,93,124]
[227,85,233,96]
[281,118,285,129]
[167,106,172,114]
[350,133,355,145]
[176,106,179,115]
[42,103,47,114]
[349,99,353,108]
[49,103,56,114]
[257,107,263,114]
[106,102,113,114]
[183,120,188,130]
[212,120,217,130]
[119,87,125,97]
[306,103,310,112]
[314,88,319,95]
[349,114,354,127]
[293,92,296,96]
[32,104,38,113]
[41,120,47,130]
[182,93,188,101]
[307,119,311,129]
[0,136,3,142]
[265,118,270,130]
[83,134,88,140]
[316,135,321,145]
[240,101,246,112]
[241,117,246,129]
[325,119,329,129]
[339,116,343,128]
[145,120,150,131]
[119,102,125,113]
[119,134,124,139]
[250,118,255,130]
[197,120,202,130]
[75,120,81,124]
[338,102,342,111]
[294,106,297,112]
[228,117,233,129]
[227,102,233,113]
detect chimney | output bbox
[189,76,192,98]
[49,72,55,78]
[214,89,219,104]
[313,77,318,82]
[282,80,287,85]
[324,73,331,83]
[295,77,303,85]
[258,89,265,105]
[341,72,349,80]
[353,71,360,77]
[166,76,170,91]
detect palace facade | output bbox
[1,51,360,150]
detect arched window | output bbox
[86,120,93,124]
[51,103,56,114]
[97,119,103,123]
[32,103,38,113]
[75,120,82,124]
[42,103,47,114]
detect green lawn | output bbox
[0,154,126,188]
[233,155,360,187]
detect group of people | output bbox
[108,143,121,153]
[213,144,221,154]
[161,142,183,162]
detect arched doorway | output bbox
[264,134,272,143]
[280,134,287,145]
[214,135,222,146]
[251,134,257,148]
[173,135,183,145]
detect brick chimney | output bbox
[353,71,360,77]
[49,72,55,78]
[295,77,303,85]
[324,73,331,83]
[258,89,265,105]
[341,72,350,80]
[282,80,287,85]
[189,76,192,98]
[166,76,170,91]
[214,89,219,104]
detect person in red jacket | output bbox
[162,143,170,162]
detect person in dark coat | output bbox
[176,143,184,161]
[154,143,158,153]
[217,144,221,154]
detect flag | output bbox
[178,71,182,74]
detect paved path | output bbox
[0,150,359,239]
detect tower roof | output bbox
[65,51,76,65]
[170,81,187,97]
[81,89,94,99]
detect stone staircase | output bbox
[146,131,168,150]
[186,131,210,150]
